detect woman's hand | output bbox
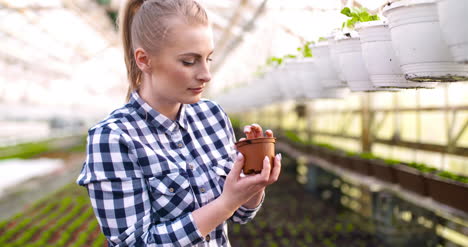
[219,124,281,211]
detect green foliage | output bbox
[284,130,304,144]
[318,37,328,42]
[229,117,242,130]
[340,7,380,29]
[437,171,468,183]
[406,162,438,173]
[297,41,314,58]
[383,159,400,165]
[0,141,51,160]
[359,152,377,160]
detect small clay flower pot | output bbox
[235,137,276,175]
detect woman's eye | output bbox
[182,61,195,66]
[207,58,213,63]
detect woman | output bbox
[77,0,281,246]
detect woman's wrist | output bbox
[217,194,241,215]
[241,189,264,209]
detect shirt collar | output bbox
[129,91,188,133]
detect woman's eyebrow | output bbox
[178,51,214,57]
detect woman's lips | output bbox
[188,87,204,94]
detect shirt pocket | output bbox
[147,172,195,222]
[210,159,232,191]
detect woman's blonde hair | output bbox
[118,0,209,101]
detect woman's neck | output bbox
[138,87,181,121]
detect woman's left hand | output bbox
[237,123,281,208]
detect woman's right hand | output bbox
[219,151,281,213]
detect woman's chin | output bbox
[183,95,202,104]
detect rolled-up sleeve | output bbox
[77,127,205,246]
[230,191,265,224]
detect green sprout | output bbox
[297,41,314,58]
[340,7,380,29]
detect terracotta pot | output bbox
[426,174,468,212]
[235,137,276,175]
[394,164,428,196]
[371,159,397,184]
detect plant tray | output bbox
[426,175,468,213]
[394,164,428,196]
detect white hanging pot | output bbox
[301,59,324,99]
[321,87,349,99]
[335,37,380,92]
[281,60,308,99]
[356,20,437,88]
[312,42,347,89]
[437,0,468,64]
[328,38,347,84]
[383,0,468,82]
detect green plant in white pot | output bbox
[355,16,437,88]
[334,7,398,92]
[383,0,468,82]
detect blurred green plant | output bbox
[437,171,468,183]
[340,7,380,29]
[297,41,314,58]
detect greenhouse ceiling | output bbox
[0,0,387,121]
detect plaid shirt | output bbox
[77,91,264,247]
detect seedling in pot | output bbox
[340,7,380,30]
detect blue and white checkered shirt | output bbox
[77,91,263,247]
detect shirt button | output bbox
[189,164,194,170]
[177,142,183,148]
[168,188,174,193]
[200,187,206,193]
[205,235,210,242]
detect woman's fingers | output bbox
[250,124,264,138]
[269,153,282,184]
[243,126,256,139]
[259,156,272,183]
[228,153,244,181]
[265,129,274,138]
[238,137,246,142]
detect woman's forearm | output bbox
[192,195,238,237]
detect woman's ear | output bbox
[134,48,152,73]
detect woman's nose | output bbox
[196,63,212,82]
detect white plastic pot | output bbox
[328,39,347,84]
[335,37,378,92]
[356,21,437,88]
[383,0,468,82]
[281,60,309,99]
[438,0,468,64]
[312,43,347,89]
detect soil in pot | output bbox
[235,137,276,175]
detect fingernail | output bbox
[279,153,282,160]
[264,156,269,162]
[275,154,280,161]
[236,153,244,161]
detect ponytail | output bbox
[119,0,144,102]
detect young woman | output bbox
[76,0,281,246]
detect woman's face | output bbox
[146,19,214,106]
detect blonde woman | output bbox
[76,0,282,246]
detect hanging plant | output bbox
[340,7,380,30]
